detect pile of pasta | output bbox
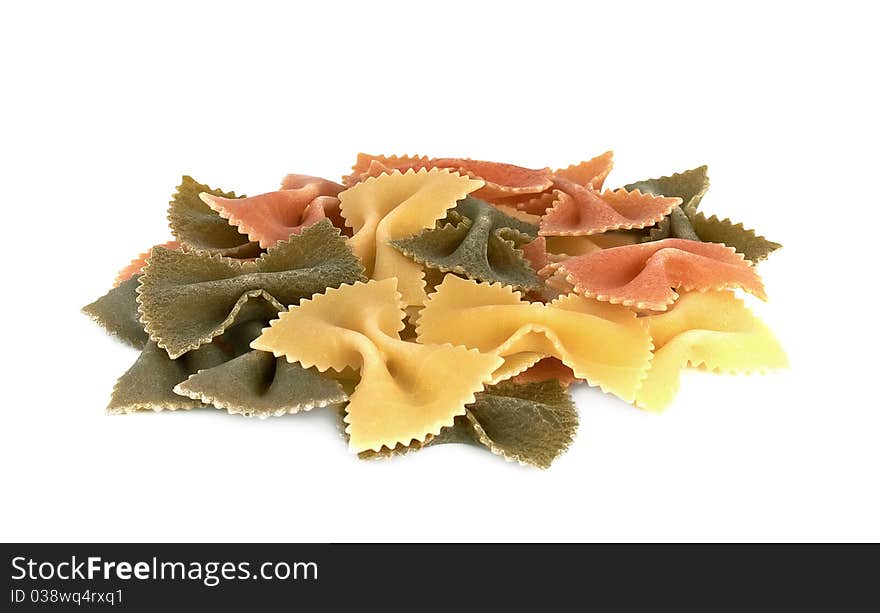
[83,153,787,468]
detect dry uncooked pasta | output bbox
[83,152,785,467]
[338,167,483,307]
[252,278,502,452]
[547,238,766,311]
[416,275,652,402]
[540,179,681,236]
[635,291,787,411]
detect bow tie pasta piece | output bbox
[648,211,780,264]
[540,178,682,236]
[109,303,347,416]
[200,177,344,249]
[625,166,710,217]
[344,153,553,200]
[431,158,553,200]
[138,220,364,358]
[280,173,347,230]
[526,232,646,300]
[458,380,577,468]
[168,176,261,258]
[173,350,347,418]
[549,238,766,311]
[82,276,149,348]
[109,317,272,413]
[635,291,788,411]
[109,338,235,414]
[417,275,652,401]
[339,168,484,307]
[501,151,612,213]
[390,196,542,291]
[251,278,503,453]
[337,409,447,461]
[523,234,648,302]
[358,380,577,468]
[114,241,179,287]
[554,151,615,191]
[626,166,781,261]
[625,166,708,243]
[688,213,782,263]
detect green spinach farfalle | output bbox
[390,196,542,291]
[625,166,781,262]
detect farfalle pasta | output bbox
[173,348,348,418]
[354,380,577,469]
[554,151,615,191]
[338,168,483,307]
[199,175,344,249]
[282,173,348,230]
[109,316,264,415]
[251,278,503,452]
[688,213,782,263]
[138,220,363,358]
[390,196,542,291]
[199,190,325,248]
[548,238,766,311]
[635,291,788,411]
[83,276,149,348]
[540,179,682,236]
[83,154,786,468]
[626,165,710,217]
[625,165,781,261]
[111,306,346,417]
[109,341,214,414]
[462,380,578,468]
[417,275,652,401]
[167,176,261,258]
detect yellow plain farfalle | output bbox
[417,275,652,402]
[338,168,484,307]
[635,291,788,411]
[251,278,502,453]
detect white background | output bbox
[1,1,877,542]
